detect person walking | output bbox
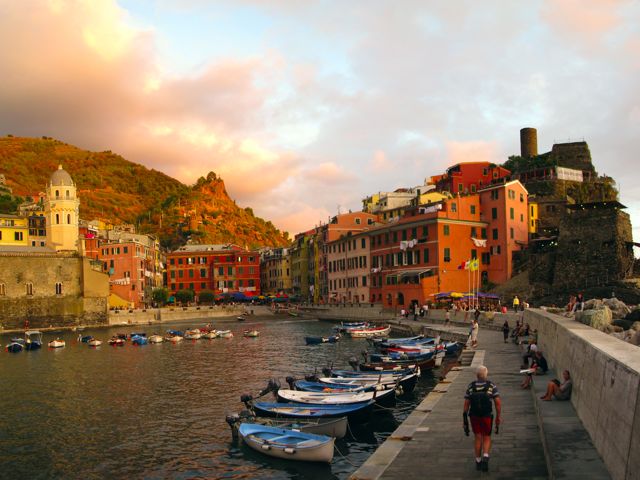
[501,320,509,343]
[444,308,451,327]
[463,365,502,472]
[512,295,520,312]
[470,318,479,348]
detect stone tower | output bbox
[45,165,79,252]
[520,127,538,158]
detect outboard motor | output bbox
[306,373,320,382]
[226,413,241,439]
[348,357,359,371]
[361,350,368,361]
[285,376,297,390]
[240,393,253,408]
[321,367,332,378]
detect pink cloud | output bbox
[445,141,502,165]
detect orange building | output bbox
[478,180,529,283]
[430,162,511,195]
[369,195,488,309]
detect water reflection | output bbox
[1,318,442,479]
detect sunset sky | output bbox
[1,0,639,237]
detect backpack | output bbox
[468,381,493,417]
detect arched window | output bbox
[55,214,60,224]
[26,283,33,296]
[67,214,71,224]
[0,283,6,296]
[55,190,60,198]
[397,292,405,305]
[65,190,70,199]
[55,283,63,295]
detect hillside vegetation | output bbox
[0,136,289,249]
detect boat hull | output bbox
[252,400,374,422]
[239,423,335,463]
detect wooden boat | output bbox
[216,330,233,338]
[239,423,335,463]
[79,335,93,343]
[184,329,202,340]
[329,367,417,378]
[359,350,445,372]
[164,330,184,342]
[305,335,339,345]
[202,331,218,339]
[108,337,125,346]
[131,335,148,345]
[277,387,395,407]
[334,321,368,333]
[87,338,102,347]
[237,316,246,321]
[348,325,391,338]
[228,414,347,439]
[25,331,43,350]
[318,372,419,395]
[48,339,66,348]
[148,334,164,343]
[248,400,375,420]
[243,330,260,338]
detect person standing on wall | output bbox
[463,365,502,472]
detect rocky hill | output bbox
[0,136,289,249]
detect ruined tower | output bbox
[520,127,538,158]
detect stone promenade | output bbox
[351,327,597,479]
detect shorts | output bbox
[470,416,493,436]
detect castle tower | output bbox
[45,165,79,252]
[520,127,538,158]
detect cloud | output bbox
[445,141,502,166]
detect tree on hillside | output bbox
[175,289,195,306]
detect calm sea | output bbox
[0,317,444,479]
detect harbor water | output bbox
[0,318,444,479]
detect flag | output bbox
[458,260,470,270]
[469,258,479,271]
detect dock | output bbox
[350,326,610,479]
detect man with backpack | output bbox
[463,365,502,472]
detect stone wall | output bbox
[524,309,640,480]
[0,254,108,329]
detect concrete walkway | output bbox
[351,326,607,479]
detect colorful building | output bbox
[327,231,371,303]
[44,165,80,252]
[260,247,292,295]
[0,214,29,247]
[166,244,260,300]
[477,180,529,284]
[430,162,511,195]
[290,231,312,300]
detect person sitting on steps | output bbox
[540,370,572,401]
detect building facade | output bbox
[430,162,511,195]
[260,247,292,295]
[44,165,80,252]
[327,231,371,303]
[166,244,260,300]
[0,214,29,248]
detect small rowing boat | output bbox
[243,330,260,338]
[48,339,66,348]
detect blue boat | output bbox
[6,341,24,353]
[294,380,366,392]
[130,332,147,338]
[238,423,335,463]
[328,367,417,378]
[247,400,375,421]
[79,335,93,343]
[131,335,148,345]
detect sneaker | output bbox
[475,460,482,471]
[481,457,489,472]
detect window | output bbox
[109,260,114,268]
[362,276,367,287]
[481,228,487,239]
[481,252,491,265]
[458,183,463,192]
[124,247,128,254]
[470,184,476,193]
[55,190,60,198]
[531,206,535,216]
[170,271,176,279]
[443,225,450,236]
[55,214,60,224]
[402,230,407,241]
[520,193,524,202]
[189,283,194,290]
[67,214,71,224]
[471,227,477,238]
[471,249,477,259]
[422,226,428,237]
[510,227,514,239]
[492,229,498,240]
[491,190,499,200]
[171,283,176,290]
[170,258,175,265]
[355,218,361,225]
[508,189,515,200]
[411,227,417,238]
[55,282,63,295]
[483,168,488,175]
[218,267,224,275]
[201,283,206,289]
[0,283,5,296]
[178,258,183,265]
[443,248,451,262]
[510,207,514,220]
[189,269,194,278]
[200,269,207,277]
[491,208,497,220]
[470,205,476,214]
[361,238,366,248]
[178,283,184,290]
[14,232,23,241]
[178,270,184,278]
[451,203,457,212]
[26,283,33,296]
[520,213,524,222]
[393,231,398,242]
[424,248,429,263]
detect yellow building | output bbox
[528,202,538,234]
[0,214,29,247]
[417,191,449,205]
[44,165,80,252]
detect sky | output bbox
[0,0,639,238]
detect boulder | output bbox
[584,299,603,310]
[576,306,613,331]
[603,298,632,319]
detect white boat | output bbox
[239,423,334,463]
[217,330,233,338]
[184,329,202,340]
[202,331,218,339]
[348,325,391,338]
[166,335,183,343]
[243,330,260,338]
[87,338,102,347]
[148,334,164,343]
[277,387,394,405]
[48,339,66,348]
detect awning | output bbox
[397,268,432,278]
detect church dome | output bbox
[50,165,74,187]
